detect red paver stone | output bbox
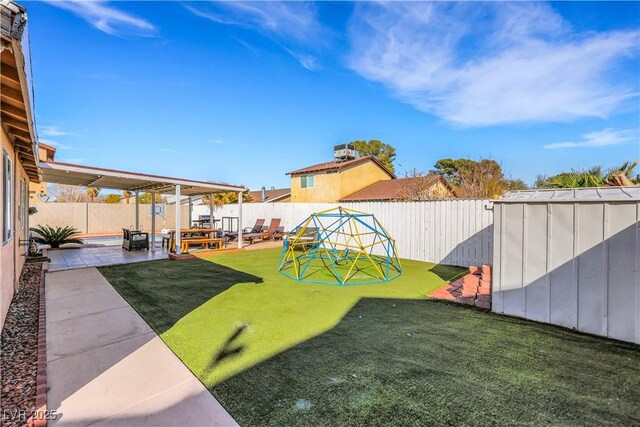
[463,274,480,287]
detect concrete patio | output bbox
[47,245,169,272]
[46,239,284,272]
[46,267,237,426]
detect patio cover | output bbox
[39,160,247,253]
[39,161,245,195]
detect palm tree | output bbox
[537,161,639,189]
[605,161,638,185]
[86,186,101,203]
[122,190,132,204]
[539,166,604,188]
[202,191,253,206]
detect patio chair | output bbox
[122,228,149,251]
[225,218,265,241]
[261,218,284,241]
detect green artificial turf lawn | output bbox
[100,249,640,426]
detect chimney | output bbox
[261,186,266,202]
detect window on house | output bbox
[301,174,315,188]
[3,150,13,244]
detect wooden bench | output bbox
[180,237,223,253]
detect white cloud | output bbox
[39,125,76,137]
[44,1,155,37]
[159,148,176,153]
[544,128,637,149]
[185,2,325,70]
[39,138,72,150]
[209,139,224,145]
[186,2,322,43]
[284,48,319,71]
[347,2,639,126]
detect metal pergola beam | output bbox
[175,185,181,255]
[151,191,156,253]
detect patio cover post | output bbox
[209,193,214,229]
[237,191,243,249]
[175,185,181,255]
[188,196,192,228]
[135,191,140,230]
[150,192,156,253]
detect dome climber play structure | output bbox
[278,207,402,285]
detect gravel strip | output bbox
[1,263,43,427]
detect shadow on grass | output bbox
[98,253,639,425]
[212,297,640,427]
[428,263,468,282]
[208,323,248,370]
[99,258,263,334]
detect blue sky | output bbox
[26,1,640,189]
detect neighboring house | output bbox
[340,176,456,202]
[287,156,395,202]
[29,141,55,203]
[248,187,291,203]
[1,0,40,327]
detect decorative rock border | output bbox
[27,267,48,427]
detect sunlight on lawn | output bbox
[161,249,464,387]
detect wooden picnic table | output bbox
[167,228,220,252]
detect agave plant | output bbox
[30,225,83,248]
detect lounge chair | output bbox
[261,218,284,241]
[242,225,267,245]
[225,218,265,241]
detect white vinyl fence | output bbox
[492,188,640,344]
[194,200,493,266]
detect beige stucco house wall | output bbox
[427,180,455,199]
[1,126,31,328]
[1,0,41,328]
[290,159,393,203]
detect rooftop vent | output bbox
[333,143,358,162]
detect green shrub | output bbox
[30,225,83,248]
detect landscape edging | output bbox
[27,265,47,427]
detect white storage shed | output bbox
[492,187,640,344]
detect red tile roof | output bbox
[339,176,454,201]
[248,188,291,202]
[287,156,396,178]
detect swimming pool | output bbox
[82,234,165,246]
